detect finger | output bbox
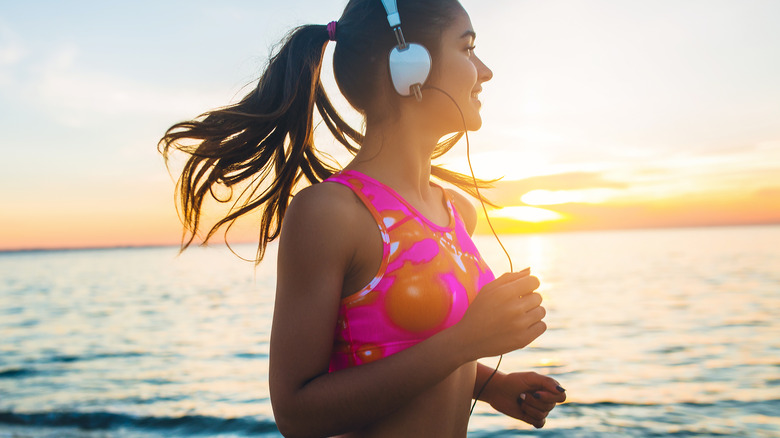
[512,395,548,429]
[540,386,566,403]
[540,377,566,397]
[534,377,567,401]
[497,273,539,295]
[513,275,540,296]
[531,390,566,404]
[518,293,543,312]
[517,400,549,426]
[518,321,547,346]
[522,303,546,323]
[517,411,546,429]
[522,395,556,412]
[492,268,532,286]
[522,373,567,401]
[518,306,546,329]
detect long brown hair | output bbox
[159,0,492,263]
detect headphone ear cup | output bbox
[388,43,431,97]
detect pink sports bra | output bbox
[325,170,494,372]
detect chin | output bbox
[466,114,483,131]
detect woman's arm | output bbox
[270,184,460,437]
[450,189,567,427]
[270,184,546,437]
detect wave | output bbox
[561,399,780,409]
[4,400,776,432]
[560,399,780,419]
[0,411,278,436]
[0,368,36,379]
[469,400,780,438]
[45,351,146,363]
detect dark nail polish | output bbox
[532,392,541,399]
[556,385,566,393]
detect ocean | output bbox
[1,225,778,437]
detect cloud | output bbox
[485,171,629,205]
[475,191,780,235]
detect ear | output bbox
[388,43,431,100]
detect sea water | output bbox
[1,225,778,437]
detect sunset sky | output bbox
[1,0,779,251]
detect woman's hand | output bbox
[483,371,566,428]
[455,268,547,361]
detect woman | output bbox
[160,0,566,436]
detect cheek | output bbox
[431,53,478,90]
[456,58,479,92]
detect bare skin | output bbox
[269,7,565,438]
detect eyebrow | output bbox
[460,30,476,41]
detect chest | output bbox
[343,213,490,333]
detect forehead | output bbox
[442,7,475,41]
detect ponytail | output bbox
[160,24,354,262]
[160,17,494,264]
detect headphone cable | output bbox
[424,85,514,417]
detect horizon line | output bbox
[1,222,778,255]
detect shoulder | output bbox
[283,181,366,239]
[287,180,361,219]
[280,181,367,264]
[277,182,377,292]
[446,188,477,236]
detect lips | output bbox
[470,87,482,106]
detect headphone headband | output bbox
[379,0,431,101]
[380,0,401,28]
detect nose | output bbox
[475,55,493,83]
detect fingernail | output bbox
[556,385,566,393]
[532,392,541,399]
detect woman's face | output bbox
[424,7,493,132]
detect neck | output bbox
[348,114,443,201]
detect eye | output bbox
[466,45,476,56]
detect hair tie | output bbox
[327,21,338,41]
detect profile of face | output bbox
[420,7,493,134]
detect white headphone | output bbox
[380,0,431,101]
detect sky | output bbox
[1,0,779,250]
